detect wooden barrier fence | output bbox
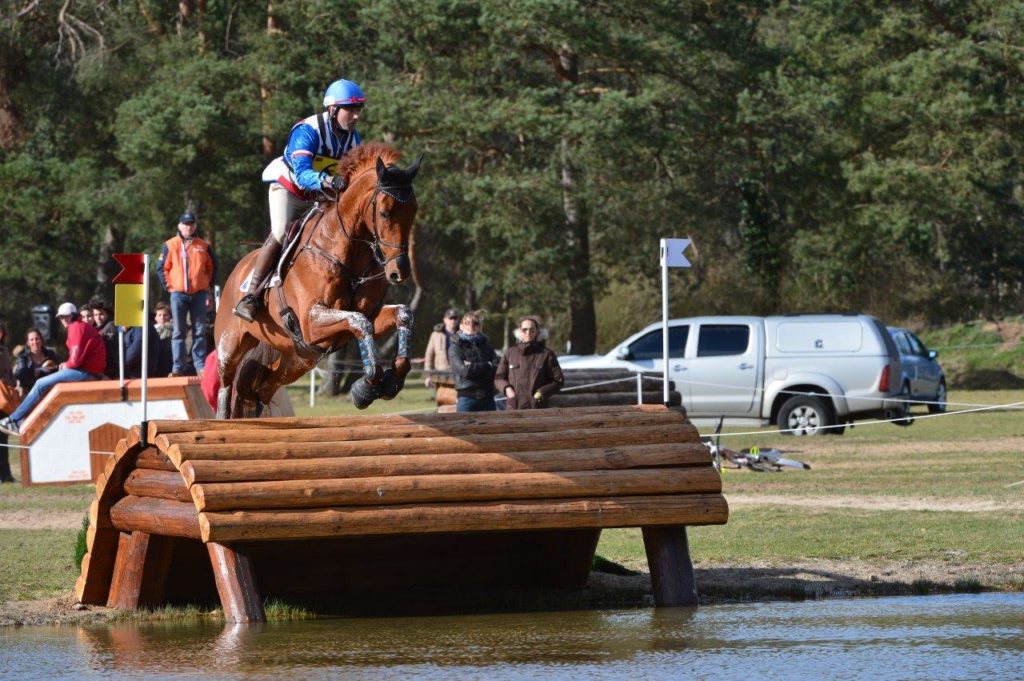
[77,404,727,621]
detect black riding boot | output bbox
[233,236,283,322]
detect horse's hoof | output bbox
[350,377,383,410]
[380,369,406,400]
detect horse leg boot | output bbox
[233,235,282,322]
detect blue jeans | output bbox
[456,395,497,412]
[170,290,209,373]
[9,368,96,424]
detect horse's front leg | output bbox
[374,304,415,376]
[308,304,382,409]
[371,304,414,400]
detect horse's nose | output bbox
[391,254,410,281]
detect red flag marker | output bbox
[112,253,146,285]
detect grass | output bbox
[1,388,1021,613]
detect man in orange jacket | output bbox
[158,212,217,376]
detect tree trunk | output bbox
[557,46,597,354]
[560,138,597,354]
[95,224,125,295]
[260,3,281,163]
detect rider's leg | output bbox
[233,183,295,322]
[232,235,282,322]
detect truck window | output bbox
[628,326,689,360]
[906,332,928,356]
[894,332,913,355]
[697,325,750,357]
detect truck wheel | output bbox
[777,395,834,436]
[927,380,947,414]
[892,380,914,426]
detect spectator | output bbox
[80,304,94,328]
[153,301,174,377]
[158,212,217,377]
[0,303,106,436]
[14,327,59,395]
[123,322,161,379]
[447,311,498,412]
[234,78,365,322]
[495,316,564,410]
[0,319,17,481]
[89,298,119,378]
[423,307,458,388]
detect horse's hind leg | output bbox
[374,304,414,400]
[216,328,258,419]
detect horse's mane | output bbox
[337,142,401,182]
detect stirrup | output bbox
[233,293,262,323]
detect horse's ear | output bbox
[376,156,386,179]
[407,154,423,180]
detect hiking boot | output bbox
[0,417,19,436]
[233,236,282,322]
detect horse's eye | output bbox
[380,210,390,220]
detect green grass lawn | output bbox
[1,388,1021,605]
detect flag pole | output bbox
[141,254,150,422]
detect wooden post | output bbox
[641,525,698,607]
[207,542,265,622]
[106,531,176,609]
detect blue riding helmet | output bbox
[323,79,366,108]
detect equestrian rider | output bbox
[233,78,365,322]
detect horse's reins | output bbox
[301,167,414,287]
[271,163,416,360]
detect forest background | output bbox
[1,1,1022,356]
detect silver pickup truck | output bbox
[560,314,905,436]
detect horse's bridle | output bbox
[300,170,415,288]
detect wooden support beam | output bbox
[158,409,680,446]
[180,442,711,485]
[192,467,723,512]
[207,542,264,623]
[106,531,176,610]
[168,424,695,463]
[199,493,729,543]
[641,525,698,607]
[147,404,684,437]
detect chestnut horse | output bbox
[214,142,420,418]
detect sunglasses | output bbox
[339,104,364,111]
[446,315,458,320]
[464,320,480,327]
[519,327,537,333]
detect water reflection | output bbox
[3,594,1022,680]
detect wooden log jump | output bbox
[76,405,728,621]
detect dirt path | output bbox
[0,510,85,530]
[728,494,1024,513]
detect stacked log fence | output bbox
[77,404,727,622]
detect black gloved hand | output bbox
[330,175,348,192]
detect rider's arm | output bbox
[285,123,330,192]
[157,244,170,291]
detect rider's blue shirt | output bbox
[262,112,361,197]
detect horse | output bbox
[214,142,421,418]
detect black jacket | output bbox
[447,332,498,399]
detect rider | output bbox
[233,78,366,322]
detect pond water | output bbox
[3,594,1022,680]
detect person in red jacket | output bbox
[0,303,106,436]
[158,212,217,376]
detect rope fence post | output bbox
[637,372,643,405]
[309,367,316,408]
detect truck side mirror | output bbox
[928,349,938,359]
[615,346,633,361]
